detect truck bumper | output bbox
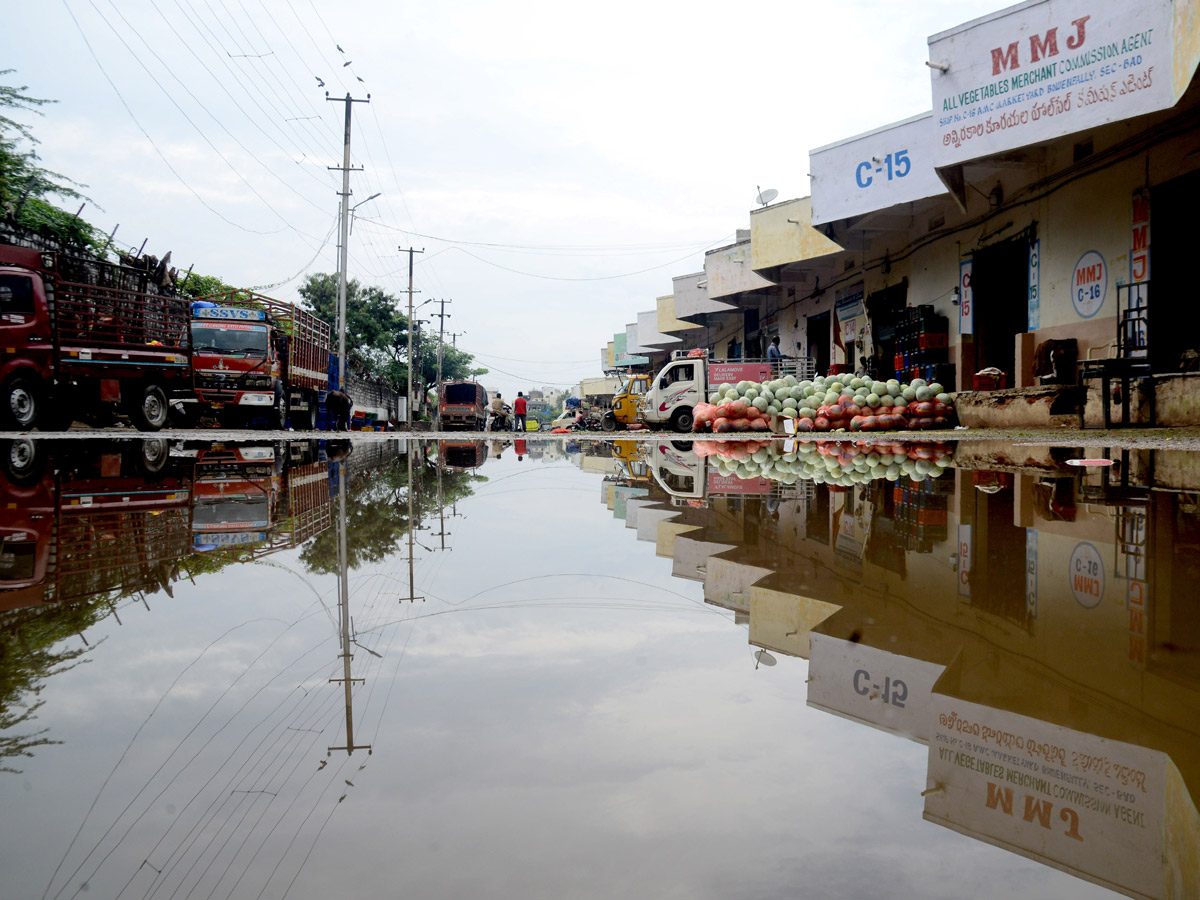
[238,393,274,406]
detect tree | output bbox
[300,452,484,574]
[298,273,409,381]
[0,71,101,254]
[298,272,478,399]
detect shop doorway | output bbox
[866,279,909,379]
[971,237,1030,385]
[808,311,830,376]
[1150,169,1200,371]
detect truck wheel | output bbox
[129,383,169,431]
[601,413,618,432]
[137,438,170,475]
[669,407,694,433]
[1,438,44,487]
[272,393,288,431]
[3,373,42,430]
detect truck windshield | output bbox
[193,497,271,527]
[192,323,269,356]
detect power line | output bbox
[62,0,289,236]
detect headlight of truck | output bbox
[245,375,273,388]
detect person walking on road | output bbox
[513,392,527,432]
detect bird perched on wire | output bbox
[315,75,325,87]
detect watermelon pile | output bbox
[692,374,955,433]
[694,438,956,487]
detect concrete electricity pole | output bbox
[433,299,452,432]
[401,246,424,429]
[327,92,370,391]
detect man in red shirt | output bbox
[513,392,527,432]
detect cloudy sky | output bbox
[7,0,1001,397]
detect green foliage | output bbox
[12,198,105,254]
[298,273,478,397]
[177,271,237,300]
[0,71,92,251]
[0,598,108,773]
[300,453,483,575]
[298,273,408,374]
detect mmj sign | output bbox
[928,0,1174,167]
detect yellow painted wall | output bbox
[657,294,701,335]
[748,587,840,659]
[750,197,843,270]
[1175,0,1200,98]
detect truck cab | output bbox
[641,359,704,432]
[190,306,284,427]
[188,444,279,550]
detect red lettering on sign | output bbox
[1023,796,1054,829]
[1132,224,1149,253]
[1030,28,1059,62]
[991,41,1020,75]
[985,782,1013,815]
[1066,15,1090,50]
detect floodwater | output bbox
[1,435,1196,900]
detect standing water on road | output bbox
[1,435,1197,899]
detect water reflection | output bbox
[588,437,1200,899]
[1,436,1197,899]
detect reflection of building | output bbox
[585,438,1200,898]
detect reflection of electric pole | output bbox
[329,472,371,756]
[432,462,450,550]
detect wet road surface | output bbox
[1,435,1196,899]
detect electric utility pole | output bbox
[432,299,452,432]
[327,92,370,391]
[328,471,371,757]
[401,246,423,429]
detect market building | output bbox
[599,0,1200,428]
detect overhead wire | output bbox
[85,0,330,240]
[61,1,289,236]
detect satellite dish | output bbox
[754,649,777,668]
[756,186,778,207]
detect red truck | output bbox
[187,290,333,429]
[186,441,331,553]
[438,380,488,431]
[0,244,191,431]
[0,438,192,611]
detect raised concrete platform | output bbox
[954,386,1083,429]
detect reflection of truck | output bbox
[186,442,331,552]
[649,441,773,504]
[0,244,191,431]
[639,352,775,433]
[188,291,332,429]
[439,440,489,471]
[0,439,192,610]
[438,381,487,431]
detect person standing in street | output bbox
[513,391,527,432]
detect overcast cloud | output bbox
[7,0,1000,396]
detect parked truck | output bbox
[438,380,487,430]
[187,290,332,429]
[0,244,191,431]
[638,352,778,433]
